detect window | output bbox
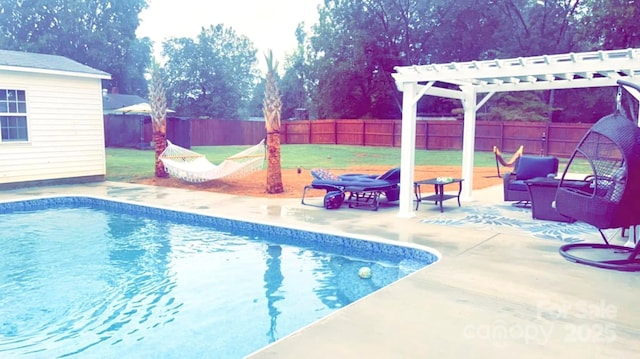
[0,89,28,142]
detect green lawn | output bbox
[105,144,592,182]
[105,144,499,182]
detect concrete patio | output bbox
[0,181,638,358]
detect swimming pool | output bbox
[0,196,438,358]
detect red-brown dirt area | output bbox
[134,165,503,198]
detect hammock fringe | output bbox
[159,140,266,183]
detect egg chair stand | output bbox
[559,228,640,272]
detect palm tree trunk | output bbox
[266,131,283,193]
[154,130,168,178]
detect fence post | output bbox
[424,121,428,149]
[362,120,366,146]
[544,123,551,156]
[392,121,396,147]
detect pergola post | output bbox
[397,81,418,218]
[460,85,476,202]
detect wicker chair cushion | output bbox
[509,180,529,192]
[514,156,558,180]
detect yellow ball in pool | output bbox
[358,266,372,279]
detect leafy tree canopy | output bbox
[0,0,151,96]
[293,0,640,122]
[577,0,640,50]
[278,24,311,120]
[161,24,259,119]
[5,0,635,123]
[485,92,551,122]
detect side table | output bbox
[414,178,464,213]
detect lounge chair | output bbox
[302,167,400,210]
[502,155,559,207]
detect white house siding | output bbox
[0,70,106,185]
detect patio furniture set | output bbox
[503,81,640,271]
[301,167,464,212]
[300,80,640,272]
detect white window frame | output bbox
[0,88,29,143]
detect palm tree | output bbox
[148,60,169,178]
[263,50,284,193]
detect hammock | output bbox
[493,145,524,177]
[159,140,265,183]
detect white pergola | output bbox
[391,48,640,218]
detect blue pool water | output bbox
[0,197,438,358]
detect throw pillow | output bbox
[311,168,338,181]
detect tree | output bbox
[417,0,622,123]
[250,26,308,120]
[577,0,640,49]
[426,0,506,62]
[303,0,621,122]
[248,80,268,118]
[310,0,385,118]
[279,24,312,120]
[0,0,151,95]
[485,92,552,121]
[148,60,168,178]
[161,25,259,119]
[308,0,450,119]
[307,0,608,122]
[263,50,284,194]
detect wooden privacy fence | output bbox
[141,118,268,147]
[282,119,591,158]
[141,118,591,157]
[189,119,266,146]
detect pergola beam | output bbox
[476,91,495,111]
[394,49,639,83]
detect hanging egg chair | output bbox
[555,80,640,271]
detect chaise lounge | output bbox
[301,167,400,210]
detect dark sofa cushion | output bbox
[515,156,559,180]
[509,180,529,192]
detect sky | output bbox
[136,0,323,67]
